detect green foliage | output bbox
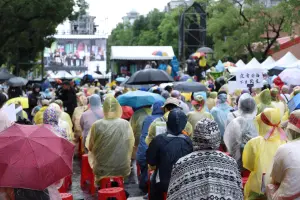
[207,0,300,61]
[0,0,88,74]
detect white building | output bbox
[164,0,194,12]
[122,10,140,25]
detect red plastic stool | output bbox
[242,177,248,188]
[100,176,124,189]
[80,154,96,194]
[60,193,73,200]
[148,170,154,200]
[163,192,167,200]
[136,163,141,180]
[98,187,126,200]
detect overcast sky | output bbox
[87,0,170,33]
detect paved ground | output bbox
[70,158,144,200]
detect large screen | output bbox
[44,38,107,68]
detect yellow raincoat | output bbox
[130,108,151,147]
[187,97,213,129]
[243,108,287,199]
[86,97,135,183]
[206,92,217,111]
[145,111,193,145]
[33,106,48,124]
[257,89,274,115]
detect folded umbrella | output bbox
[173,81,208,93]
[7,77,28,87]
[0,124,75,190]
[126,69,174,85]
[117,90,165,108]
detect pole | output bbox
[41,50,44,81]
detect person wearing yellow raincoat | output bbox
[130,105,151,158]
[86,97,135,184]
[257,89,274,115]
[54,100,73,130]
[243,108,287,200]
[34,99,49,124]
[72,95,88,140]
[206,92,217,111]
[187,93,213,129]
[145,97,193,146]
[270,88,289,121]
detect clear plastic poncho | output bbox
[243,108,287,199]
[86,97,135,183]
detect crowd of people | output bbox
[0,74,300,200]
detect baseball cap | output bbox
[162,97,180,108]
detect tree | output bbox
[0,0,88,74]
[207,0,300,61]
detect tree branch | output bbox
[233,0,249,23]
[263,17,285,58]
[247,43,255,57]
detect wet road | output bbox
[70,158,144,200]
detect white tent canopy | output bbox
[286,60,300,68]
[48,71,74,79]
[266,52,298,69]
[246,58,261,68]
[262,56,276,69]
[110,46,175,60]
[235,60,246,68]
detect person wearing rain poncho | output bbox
[86,97,135,184]
[270,88,289,121]
[145,97,193,146]
[211,91,233,142]
[53,100,73,131]
[130,104,151,159]
[206,91,217,111]
[224,93,258,170]
[257,89,274,115]
[72,95,88,141]
[43,107,67,140]
[167,118,243,200]
[34,99,50,125]
[146,109,193,200]
[243,108,287,200]
[187,92,213,129]
[81,94,104,153]
[267,110,300,200]
[136,101,164,193]
[48,103,73,142]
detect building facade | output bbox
[122,10,140,25]
[70,15,96,35]
[164,0,194,12]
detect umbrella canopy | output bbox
[152,51,168,56]
[0,68,15,81]
[116,77,126,82]
[0,124,75,190]
[197,47,214,54]
[191,52,206,59]
[173,81,208,92]
[268,66,285,76]
[117,90,165,108]
[279,68,300,85]
[125,69,174,85]
[7,77,28,87]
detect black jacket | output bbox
[146,133,193,191]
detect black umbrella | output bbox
[197,47,214,54]
[0,68,15,81]
[125,69,174,85]
[268,66,285,76]
[173,81,208,92]
[7,77,28,87]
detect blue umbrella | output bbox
[117,91,165,108]
[116,77,126,82]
